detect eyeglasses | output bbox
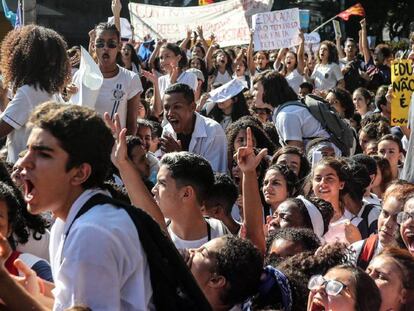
[95,41,118,49]
[308,275,347,296]
[396,211,414,224]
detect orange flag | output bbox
[337,3,365,21]
[199,0,214,5]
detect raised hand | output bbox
[141,69,158,84]
[236,127,267,173]
[104,113,129,168]
[197,26,204,39]
[111,0,122,16]
[170,65,180,83]
[160,134,182,153]
[360,18,366,30]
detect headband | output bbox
[297,195,325,238]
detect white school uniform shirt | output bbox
[0,85,63,163]
[273,102,329,147]
[311,63,343,91]
[158,71,198,98]
[50,189,153,311]
[73,66,143,129]
[285,69,304,94]
[163,112,228,173]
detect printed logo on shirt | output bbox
[111,84,125,117]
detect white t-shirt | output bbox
[214,70,232,85]
[323,210,363,244]
[273,103,329,147]
[168,217,229,250]
[311,63,343,91]
[73,66,143,129]
[0,85,63,163]
[285,69,304,94]
[50,189,153,311]
[15,229,50,262]
[158,71,198,98]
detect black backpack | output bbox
[67,194,212,311]
[276,94,354,156]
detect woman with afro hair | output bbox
[0,25,70,163]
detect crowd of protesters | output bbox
[0,0,413,310]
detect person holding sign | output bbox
[308,41,345,97]
[274,31,306,94]
[247,30,271,77]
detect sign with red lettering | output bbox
[252,8,301,51]
[128,0,273,47]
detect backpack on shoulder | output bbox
[276,94,355,156]
[71,194,212,311]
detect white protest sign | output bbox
[252,8,300,51]
[71,46,103,109]
[108,17,133,39]
[304,32,321,55]
[333,20,341,39]
[128,0,273,47]
[304,32,321,45]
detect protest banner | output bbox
[391,59,414,126]
[128,0,273,47]
[252,8,301,51]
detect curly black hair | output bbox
[0,162,49,246]
[212,235,263,306]
[226,116,275,161]
[0,25,70,94]
[265,227,320,258]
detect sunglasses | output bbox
[95,41,118,49]
[396,211,414,225]
[308,275,347,296]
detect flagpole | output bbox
[311,15,338,33]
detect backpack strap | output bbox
[357,234,379,270]
[64,193,212,311]
[274,100,306,119]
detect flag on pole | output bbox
[337,3,365,21]
[199,0,214,5]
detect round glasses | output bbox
[308,275,347,296]
[396,211,414,225]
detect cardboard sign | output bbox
[128,0,273,47]
[391,59,413,126]
[252,8,301,51]
[333,20,341,39]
